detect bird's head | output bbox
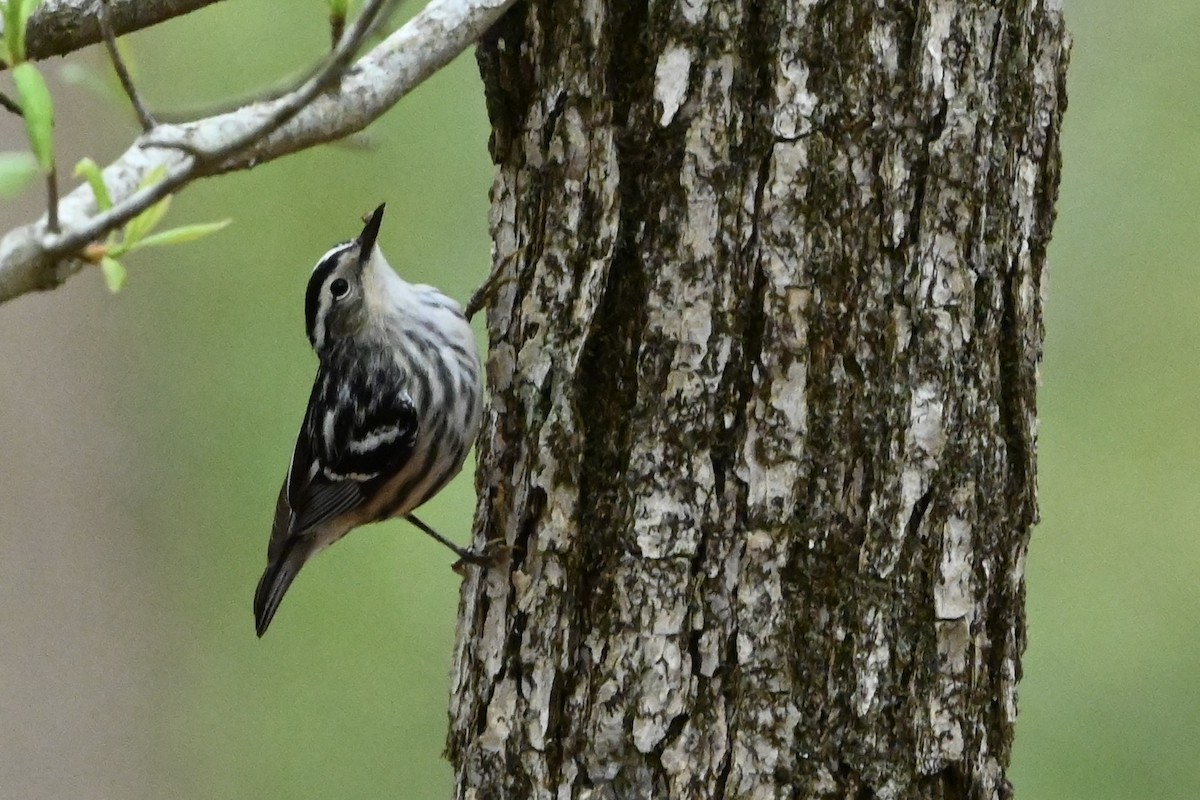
[304,203,386,353]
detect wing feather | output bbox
[269,356,418,556]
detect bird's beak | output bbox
[357,203,385,268]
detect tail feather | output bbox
[254,543,309,637]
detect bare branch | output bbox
[1,0,228,69]
[146,0,387,164]
[0,0,519,304]
[11,0,386,269]
[98,0,157,131]
[109,1,410,127]
[150,82,292,125]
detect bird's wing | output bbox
[268,362,418,559]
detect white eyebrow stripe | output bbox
[312,242,356,273]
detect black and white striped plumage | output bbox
[253,204,483,636]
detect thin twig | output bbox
[330,7,346,49]
[0,90,21,116]
[150,80,295,125]
[0,0,522,303]
[368,0,409,40]
[45,0,389,260]
[144,0,405,124]
[97,0,157,131]
[148,0,386,167]
[45,167,59,231]
[3,0,226,70]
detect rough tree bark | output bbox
[450,1,1069,797]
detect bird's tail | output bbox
[253,541,310,637]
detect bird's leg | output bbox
[404,513,505,567]
[465,247,524,321]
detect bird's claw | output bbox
[451,537,514,575]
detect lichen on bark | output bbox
[450,1,1069,798]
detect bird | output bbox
[253,203,485,636]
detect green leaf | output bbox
[327,0,350,15]
[12,62,54,171]
[100,256,127,293]
[128,219,231,251]
[4,0,45,64]
[3,2,22,65]
[74,157,112,211]
[0,151,37,197]
[12,0,33,59]
[123,194,172,247]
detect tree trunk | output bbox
[449,1,1069,797]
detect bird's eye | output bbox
[330,278,350,299]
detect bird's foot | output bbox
[451,537,514,575]
[465,248,524,321]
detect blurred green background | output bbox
[0,2,1194,798]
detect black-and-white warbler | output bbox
[253,204,485,636]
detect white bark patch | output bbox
[633,637,686,752]
[854,608,890,716]
[891,304,911,353]
[876,779,902,800]
[654,45,693,126]
[740,419,802,511]
[726,700,801,798]
[937,616,971,679]
[516,322,552,391]
[661,706,728,782]
[1002,653,1019,722]
[772,362,809,434]
[680,54,735,260]
[919,483,979,771]
[524,656,556,751]
[882,149,913,248]
[583,0,605,45]
[486,341,517,393]
[923,0,959,100]
[908,383,946,465]
[874,382,944,577]
[479,677,517,752]
[737,196,811,508]
[475,554,515,681]
[697,629,722,677]
[628,264,719,559]
[581,563,693,772]
[869,16,900,76]
[680,0,709,24]
[772,59,816,139]
[935,514,974,621]
[735,568,784,663]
